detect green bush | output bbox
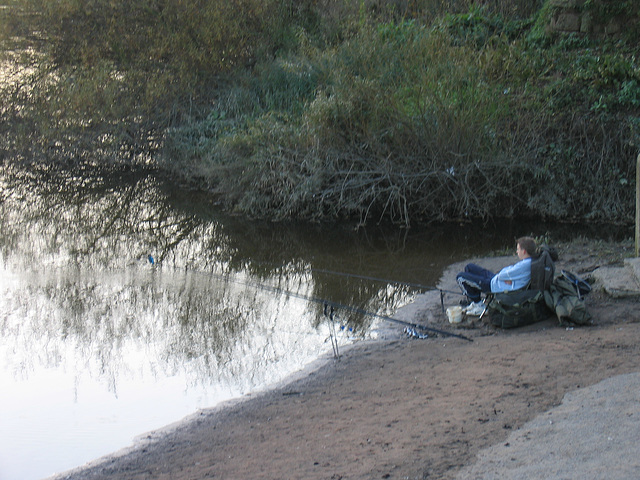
[156,4,639,225]
[1,0,638,225]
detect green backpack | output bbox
[544,270,592,326]
[486,289,550,329]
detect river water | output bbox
[0,165,627,480]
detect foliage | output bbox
[584,0,636,17]
[0,0,320,163]
[8,0,310,74]
[1,0,639,226]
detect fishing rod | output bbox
[321,298,473,342]
[311,267,437,291]
[310,267,465,317]
[235,275,472,342]
[251,260,464,297]
[310,267,464,297]
[147,256,472,342]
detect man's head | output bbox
[516,236,537,259]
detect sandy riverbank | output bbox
[53,239,640,480]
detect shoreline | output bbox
[52,241,640,480]
[48,329,390,479]
[53,321,640,480]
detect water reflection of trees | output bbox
[2,166,427,393]
[3,265,332,393]
[2,165,421,325]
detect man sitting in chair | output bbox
[456,236,537,316]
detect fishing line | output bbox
[147,256,472,342]
[311,267,435,291]
[305,267,464,297]
[310,267,465,318]
[247,260,464,298]
[223,273,472,341]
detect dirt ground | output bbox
[54,239,640,480]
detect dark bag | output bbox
[558,270,592,299]
[487,289,550,329]
[544,270,592,326]
[539,244,559,262]
[529,248,556,291]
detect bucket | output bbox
[446,306,463,324]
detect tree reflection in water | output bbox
[0,165,430,480]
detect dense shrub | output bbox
[162,10,638,225]
[1,0,638,225]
